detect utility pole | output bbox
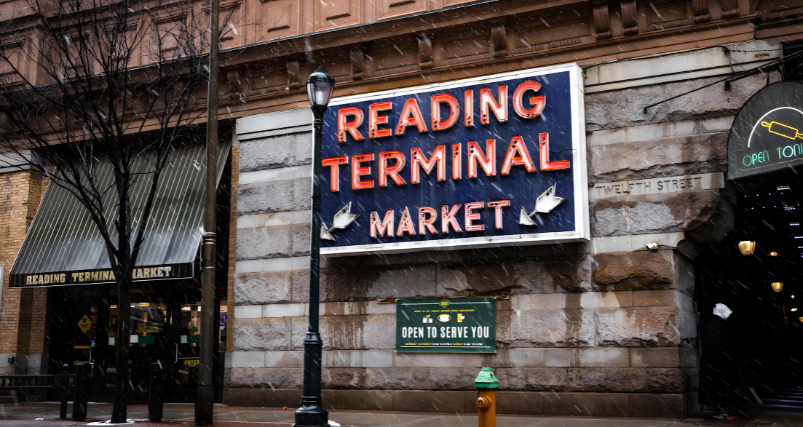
[196,0,219,421]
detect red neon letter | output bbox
[369,102,392,138]
[370,210,394,238]
[396,207,416,236]
[464,201,484,232]
[452,143,462,180]
[411,146,445,184]
[480,86,508,125]
[322,156,348,192]
[539,132,569,171]
[464,90,474,127]
[338,107,364,142]
[431,94,458,131]
[418,207,438,235]
[441,204,462,233]
[468,139,496,178]
[378,151,406,187]
[352,153,374,190]
[513,81,546,119]
[487,200,510,230]
[501,136,536,174]
[395,98,427,135]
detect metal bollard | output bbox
[148,362,165,422]
[475,367,498,427]
[71,363,90,421]
[59,364,69,420]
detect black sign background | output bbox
[729,82,803,180]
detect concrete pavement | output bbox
[0,403,799,426]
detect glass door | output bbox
[71,287,225,403]
[175,302,202,395]
[106,302,170,402]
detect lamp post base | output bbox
[195,386,214,426]
[293,403,329,427]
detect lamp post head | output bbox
[307,66,335,113]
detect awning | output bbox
[9,142,229,288]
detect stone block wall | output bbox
[226,40,781,417]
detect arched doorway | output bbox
[698,80,803,414]
[698,168,803,413]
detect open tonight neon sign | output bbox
[319,64,589,255]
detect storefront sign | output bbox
[183,358,200,367]
[320,64,589,255]
[728,82,803,179]
[10,263,193,288]
[396,298,496,353]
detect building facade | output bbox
[0,0,802,418]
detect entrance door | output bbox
[50,285,224,403]
[102,290,206,403]
[698,169,803,412]
[108,301,171,402]
[175,301,202,400]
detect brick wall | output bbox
[0,171,49,373]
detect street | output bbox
[0,403,800,427]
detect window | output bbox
[783,42,803,81]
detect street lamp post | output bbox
[196,0,220,421]
[294,66,335,427]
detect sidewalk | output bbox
[0,403,800,426]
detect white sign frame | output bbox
[321,63,590,256]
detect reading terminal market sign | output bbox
[319,64,589,255]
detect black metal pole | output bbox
[148,362,164,422]
[72,363,90,421]
[59,364,69,420]
[294,106,328,427]
[196,0,220,420]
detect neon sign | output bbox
[320,64,589,255]
[728,82,803,180]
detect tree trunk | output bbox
[112,275,132,423]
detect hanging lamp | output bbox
[738,241,756,255]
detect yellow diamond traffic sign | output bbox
[78,314,91,334]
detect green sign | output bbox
[396,297,496,353]
[188,335,199,343]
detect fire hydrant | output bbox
[475,367,498,427]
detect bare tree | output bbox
[0,0,217,421]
